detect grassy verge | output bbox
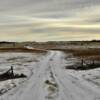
[0,47,47,53]
[64,48,100,70]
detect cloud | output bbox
[0,0,100,41]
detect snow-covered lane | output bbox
[1,51,100,100]
[0,51,56,100]
[50,51,100,100]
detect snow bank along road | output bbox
[0,51,100,100]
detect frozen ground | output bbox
[0,51,100,100]
[0,52,44,95]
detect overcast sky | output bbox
[0,0,100,41]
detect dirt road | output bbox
[1,51,100,100]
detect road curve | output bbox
[0,51,100,100]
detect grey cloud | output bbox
[0,0,100,41]
[30,25,100,34]
[0,0,100,18]
[84,18,100,24]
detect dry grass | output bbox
[65,48,100,56]
[64,48,100,61]
[64,48,100,70]
[0,47,47,53]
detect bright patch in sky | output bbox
[0,0,100,41]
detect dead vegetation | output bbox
[0,66,27,81]
[64,48,100,70]
[66,61,100,70]
[0,47,47,53]
[45,80,58,88]
[65,48,100,58]
[44,79,59,99]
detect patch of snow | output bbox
[0,51,100,100]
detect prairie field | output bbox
[0,41,100,100]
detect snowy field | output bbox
[0,51,100,100]
[0,52,44,96]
